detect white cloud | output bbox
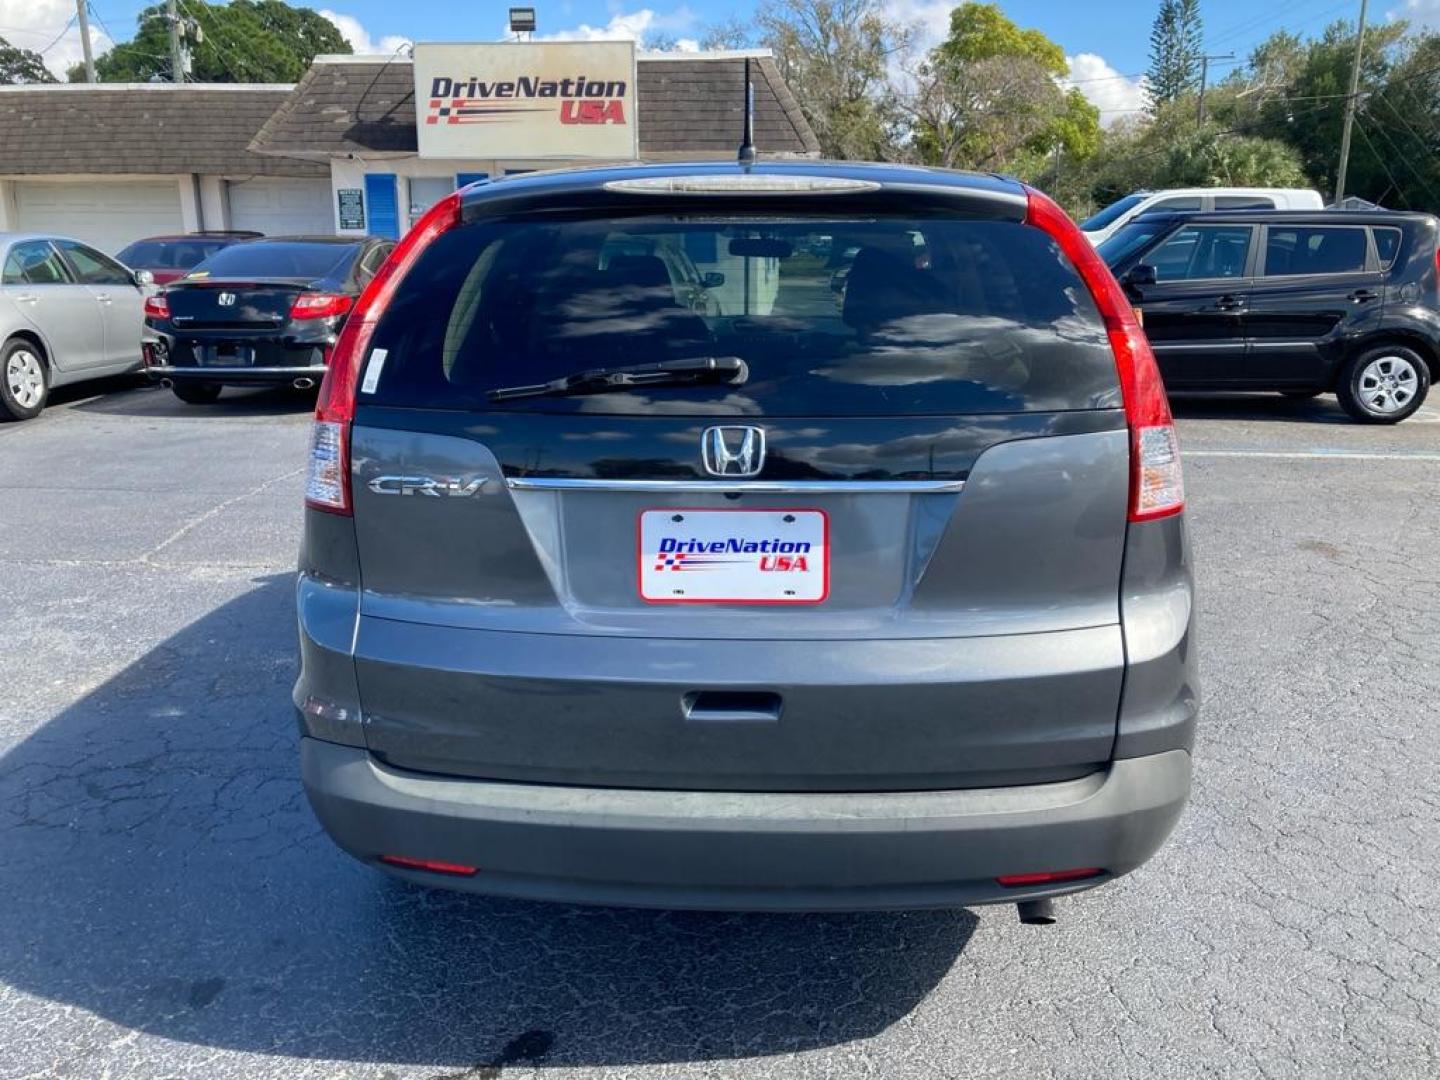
[886,0,956,51]
[319,10,411,56]
[0,0,113,79]
[1065,53,1148,127]
[530,7,697,47]
[1388,0,1440,27]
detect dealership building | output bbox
[0,47,818,254]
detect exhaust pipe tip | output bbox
[159,378,173,389]
[1017,898,1057,926]
[292,377,316,390]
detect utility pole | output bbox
[1335,0,1370,205]
[75,0,96,83]
[167,0,185,83]
[1196,53,1235,126]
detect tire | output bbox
[172,382,222,405]
[0,337,49,421]
[1336,345,1430,424]
[1281,389,1323,400]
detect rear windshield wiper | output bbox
[487,356,748,402]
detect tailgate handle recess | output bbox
[683,691,783,723]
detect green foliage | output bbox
[0,36,57,84]
[1147,0,1204,112]
[73,0,351,83]
[908,3,1099,173]
[934,3,1065,77]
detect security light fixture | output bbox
[508,7,537,33]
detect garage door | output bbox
[14,180,183,255]
[228,178,333,236]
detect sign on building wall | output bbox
[413,41,638,161]
[336,189,365,231]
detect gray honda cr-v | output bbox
[295,161,1198,915]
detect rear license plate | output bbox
[639,509,829,604]
[201,344,252,367]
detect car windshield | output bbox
[1096,220,1177,268]
[361,213,1121,417]
[1080,194,1147,233]
[116,239,232,269]
[190,242,360,279]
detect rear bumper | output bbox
[145,363,329,384]
[301,737,1191,911]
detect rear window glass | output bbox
[1080,194,1146,232]
[117,239,231,269]
[1263,226,1368,276]
[191,242,359,279]
[362,214,1120,416]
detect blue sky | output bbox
[8,0,1435,125]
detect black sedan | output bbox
[142,236,393,404]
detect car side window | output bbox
[1372,227,1402,268]
[358,244,392,283]
[1146,225,1253,281]
[1214,196,1276,210]
[1263,227,1368,277]
[55,240,131,285]
[3,241,72,285]
[1152,196,1203,211]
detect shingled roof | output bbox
[0,83,327,178]
[248,52,820,161]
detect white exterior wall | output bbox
[328,156,562,237]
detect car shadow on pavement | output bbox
[0,575,974,1070]
[1167,392,1354,425]
[67,381,319,419]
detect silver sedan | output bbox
[0,233,150,421]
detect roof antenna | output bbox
[737,57,756,165]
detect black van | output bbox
[1099,210,1440,422]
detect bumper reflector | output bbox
[996,867,1102,887]
[379,854,479,877]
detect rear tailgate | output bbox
[342,177,1132,792]
[166,278,307,329]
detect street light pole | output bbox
[1335,0,1370,205]
[75,0,96,83]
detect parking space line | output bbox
[1185,450,1440,462]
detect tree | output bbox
[756,0,912,160]
[902,4,1100,174]
[700,17,755,51]
[74,0,350,83]
[1147,0,1203,113]
[0,36,56,84]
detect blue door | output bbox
[364,173,399,239]
[455,172,489,189]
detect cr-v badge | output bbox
[367,475,490,497]
[701,426,766,477]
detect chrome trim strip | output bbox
[145,365,330,376]
[505,477,966,493]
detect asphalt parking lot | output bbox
[1,383,1438,1080]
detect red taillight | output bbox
[306,192,463,514]
[143,294,169,319]
[290,291,353,320]
[997,867,1103,887]
[1024,187,1184,522]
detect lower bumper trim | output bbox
[147,364,329,381]
[301,739,1192,911]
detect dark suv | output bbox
[295,163,1198,914]
[1100,209,1440,422]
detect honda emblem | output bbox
[217,292,236,306]
[701,426,766,477]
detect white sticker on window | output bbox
[360,348,388,395]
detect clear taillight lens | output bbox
[1133,425,1184,521]
[305,420,348,512]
